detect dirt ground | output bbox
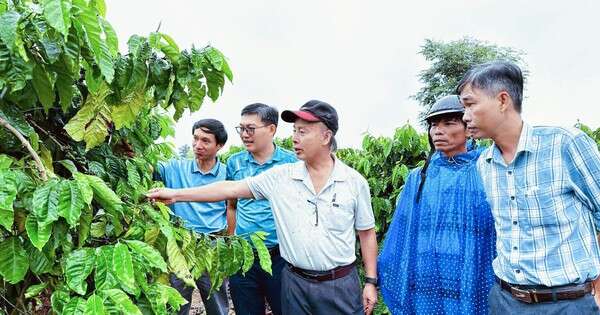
[190,289,235,315]
[189,289,272,315]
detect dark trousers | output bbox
[489,283,600,315]
[170,273,229,315]
[229,252,285,315]
[281,264,363,315]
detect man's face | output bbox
[192,128,223,162]
[460,84,504,139]
[292,119,330,161]
[238,114,275,153]
[429,116,468,157]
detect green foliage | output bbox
[250,232,271,275]
[414,37,527,118]
[576,121,600,150]
[0,237,29,284]
[0,168,17,230]
[218,144,244,162]
[0,1,268,314]
[177,144,192,159]
[274,136,293,151]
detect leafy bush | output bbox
[0,1,270,314]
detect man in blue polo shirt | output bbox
[155,119,229,315]
[226,103,297,315]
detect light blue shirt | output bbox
[157,159,227,233]
[478,123,600,286]
[226,146,297,248]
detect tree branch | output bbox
[27,119,89,173]
[0,116,48,181]
[27,119,67,151]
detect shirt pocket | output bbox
[522,182,577,234]
[522,184,554,211]
[322,197,355,233]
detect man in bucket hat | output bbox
[148,100,379,315]
[378,95,495,314]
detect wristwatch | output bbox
[365,276,378,287]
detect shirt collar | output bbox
[433,147,481,166]
[516,122,535,154]
[192,158,221,176]
[485,122,534,164]
[291,154,348,182]
[244,144,283,165]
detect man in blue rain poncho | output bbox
[378,95,496,314]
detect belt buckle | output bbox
[510,286,534,303]
[530,289,539,303]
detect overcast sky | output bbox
[106,0,600,150]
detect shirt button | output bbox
[510,196,515,200]
[513,246,518,250]
[508,171,513,175]
[513,221,518,225]
[515,269,521,274]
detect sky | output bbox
[106,0,600,151]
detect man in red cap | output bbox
[148,100,379,315]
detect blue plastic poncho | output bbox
[378,148,496,315]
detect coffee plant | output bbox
[0,0,271,314]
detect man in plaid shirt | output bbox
[458,60,600,314]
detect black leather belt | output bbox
[288,261,355,282]
[496,277,593,303]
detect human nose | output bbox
[292,131,300,144]
[463,110,472,124]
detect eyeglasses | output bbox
[307,193,338,227]
[307,199,318,226]
[235,125,269,136]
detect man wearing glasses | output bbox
[148,100,379,314]
[226,103,297,315]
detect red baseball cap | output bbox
[281,100,339,134]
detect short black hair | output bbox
[241,103,279,126]
[457,60,524,113]
[192,119,228,145]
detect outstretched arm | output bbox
[147,180,253,205]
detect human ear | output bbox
[322,129,332,146]
[497,91,511,113]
